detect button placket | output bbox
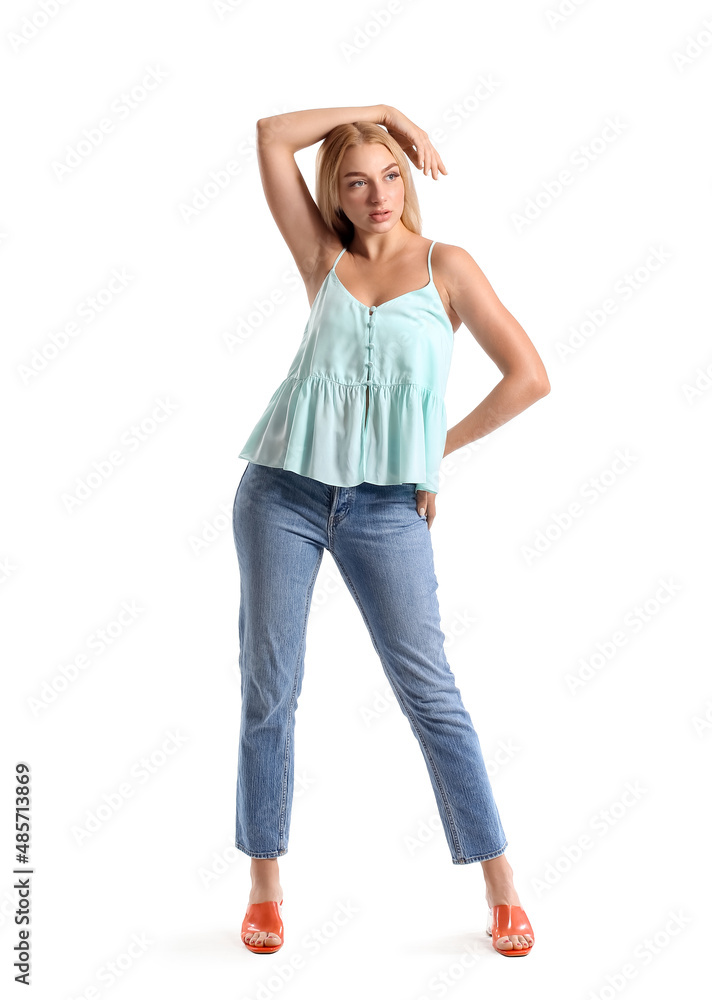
[364,306,375,429]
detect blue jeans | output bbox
[231,462,508,864]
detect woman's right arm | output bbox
[255,106,388,295]
[257,104,387,154]
[255,105,446,300]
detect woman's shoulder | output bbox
[431,240,483,287]
[430,239,474,264]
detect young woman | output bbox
[233,104,549,958]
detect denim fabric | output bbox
[231,461,508,865]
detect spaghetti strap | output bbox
[331,246,348,272]
[427,240,436,281]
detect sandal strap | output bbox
[488,904,534,941]
[241,900,284,942]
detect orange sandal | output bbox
[486,904,534,957]
[241,899,284,954]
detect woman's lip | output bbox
[370,210,391,218]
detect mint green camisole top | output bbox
[238,239,453,493]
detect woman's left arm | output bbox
[416,245,550,529]
[442,243,550,458]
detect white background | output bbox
[2,0,710,997]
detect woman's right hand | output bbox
[380,105,448,179]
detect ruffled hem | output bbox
[238,375,446,494]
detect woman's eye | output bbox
[350,173,400,187]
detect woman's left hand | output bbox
[380,106,447,179]
[416,490,436,530]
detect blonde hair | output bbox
[315,122,422,245]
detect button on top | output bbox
[239,239,452,496]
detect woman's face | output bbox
[338,143,405,232]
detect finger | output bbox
[422,146,433,178]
